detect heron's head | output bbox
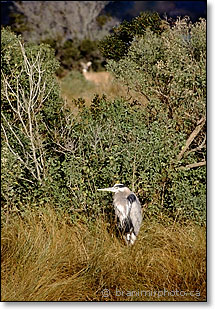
[97,184,128,193]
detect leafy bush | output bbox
[56,95,205,224]
[99,12,163,61]
[101,16,206,223]
[106,17,206,129]
[1,24,206,225]
[1,28,66,207]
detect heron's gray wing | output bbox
[127,194,142,236]
[127,193,136,204]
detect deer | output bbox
[80,61,111,86]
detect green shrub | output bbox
[106,17,206,130]
[99,16,206,224]
[99,12,163,61]
[1,28,66,208]
[57,96,206,224]
[1,25,206,225]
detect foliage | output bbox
[96,13,112,27]
[1,22,206,225]
[99,11,163,61]
[118,21,205,155]
[102,16,206,223]
[41,94,204,224]
[106,17,206,128]
[57,38,105,73]
[1,28,66,206]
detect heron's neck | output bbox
[114,188,132,200]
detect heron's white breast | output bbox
[114,203,130,218]
[116,204,125,214]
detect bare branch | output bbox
[184,134,206,157]
[177,116,206,161]
[178,161,206,170]
[1,39,55,183]
[1,123,38,180]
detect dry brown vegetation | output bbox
[1,206,206,301]
[58,70,148,111]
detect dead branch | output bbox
[1,123,38,180]
[178,161,206,170]
[184,134,206,157]
[177,116,206,161]
[1,39,55,183]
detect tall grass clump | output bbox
[1,206,206,301]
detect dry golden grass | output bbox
[58,70,148,111]
[1,206,206,301]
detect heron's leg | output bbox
[126,233,130,241]
[130,232,136,245]
[115,214,118,223]
[123,235,129,245]
[123,233,135,246]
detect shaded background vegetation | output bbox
[1,1,207,75]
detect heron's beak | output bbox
[97,187,116,193]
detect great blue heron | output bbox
[98,184,142,245]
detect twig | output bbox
[161,182,166,208]
[177,116,206,161]
[178,161,206,170]
[1,123,38,180]
[1,39,53,184]
[184,134,206,157]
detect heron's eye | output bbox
[114,184,125,188]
